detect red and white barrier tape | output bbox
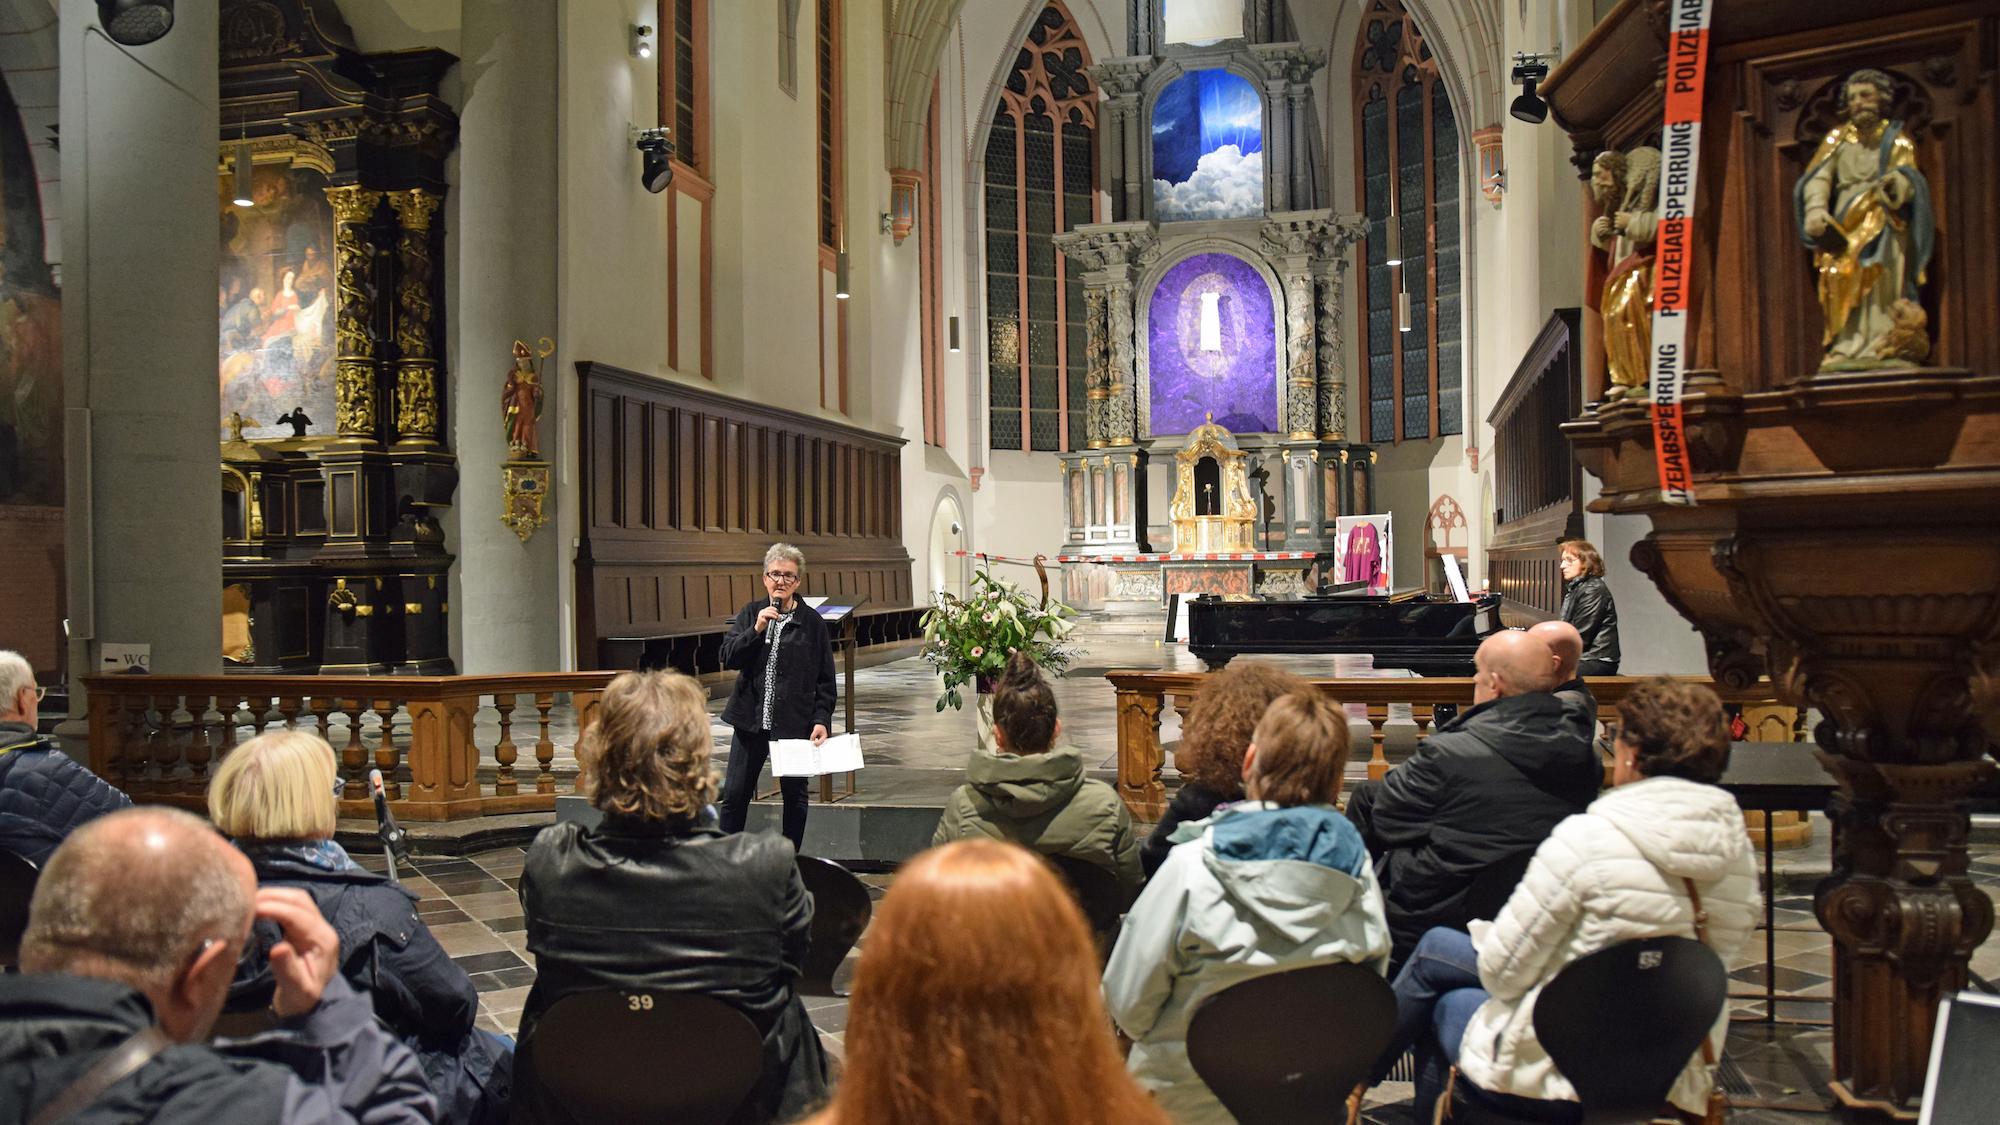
[1648,0,1712,507]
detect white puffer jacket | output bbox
[1456,776,1761,1115]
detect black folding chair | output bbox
[1463,850,1537,924]
[513,989,763,1125]
[0,849,39,969]
[1046,853,1128,956]
[1436,936,1726,1125]
[796,854,871,998]
[1186,961,1397,1125]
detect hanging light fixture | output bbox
[1384,208,1403,267]
[231,127,253,208]
[835,250,851,300]
[948,315,961,353]
[1398,285,1412,334]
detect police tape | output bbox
[1648,0,1712,507]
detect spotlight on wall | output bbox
[231,139,254,208]
[97,0,174,46]
[835,250,852,300]
[635,127,675,193]
[1384,211,1403,267]
[1509,52,1556,124]
[948,315,962,353]
[632,23,655,59]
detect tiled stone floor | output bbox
[381,616,2000,1119]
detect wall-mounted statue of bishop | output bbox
[1794,69,1935,371]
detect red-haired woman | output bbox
[1558,539,1621,675]
[801,840,1170,1125]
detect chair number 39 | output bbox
[627,993,655,1011]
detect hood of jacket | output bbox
[1196,802,1371,940]
[1442,692,1597,791]
[1587,775,1751,882]
[964,743,1086,818]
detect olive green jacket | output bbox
[932,743,1143,896]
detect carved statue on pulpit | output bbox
[1589,146,1660,400]
[1170,415,1257,552]
[1794,68,1935,371]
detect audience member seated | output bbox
[1345,630,1599,969]
[1371,678,1759,1121]
[1140,661,1311,878]
[1105,690,1390,1125]
[801,839,1169,1125]
[0,807,433,1122]
[1529,621,1598,736]
[519,670,826,1124]
[0,650,130,866]
[210,730,512,1124]
[932,651,1140,896]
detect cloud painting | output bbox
[1151,69,1264,222]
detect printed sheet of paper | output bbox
[769,733,864,777]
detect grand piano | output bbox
[1186,593,1503,676]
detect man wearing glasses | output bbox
[0,650,131,866]
[716,544,838,852]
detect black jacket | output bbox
[0,721,130,866]
[1140,781,1233,878]
[1561,575,1621,671]
[519,815,827,1124]
[1346,691,1601,960]
[719,598,838,738]
[225,845,508,1123]
[0,973,432,1124]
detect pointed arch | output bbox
[983,2,1098,452]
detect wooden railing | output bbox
[1105,670,1802,820]
[82,673,620,821]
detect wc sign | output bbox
[98,643,151,673]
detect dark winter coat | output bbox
[718,598,838,738]
[0,721,131,866]
[1560,575,1621,672]
[225,842,510,1124]
[1140,781,1233,879]
[1345,691,1601,961]
[932,742,1143,895]
[519,815,828,1125]
[0,973,433,1124]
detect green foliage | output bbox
[918,567,1080,711]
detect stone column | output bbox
[1082,287,1109,447]
[1263,75,1291,213]
[1104,269,1139,446]
[1314,217,1366,441]
[1089,60,1149,223]
[327,185,385,445]
[389,188,444,448]
[59,0,223,679]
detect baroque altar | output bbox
[1052,2,1376,609]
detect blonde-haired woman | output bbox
[209,729,511,1124]
[802,840,1169,1125]
[518,670,827,1124]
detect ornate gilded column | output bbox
[1261,213,1329,440]
[1082,288,1109,447]
[1103,269,1139,446]
[326,185,384,445]
[1313,217,1366,441]
[388,188,444,448]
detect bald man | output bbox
[1529,619,1599,734]
[1345,629,1601,968]
[0,808,432,1123]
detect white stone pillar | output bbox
[448,0,564,672]
[60,0,221,681]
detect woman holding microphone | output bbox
[718,542,838,852]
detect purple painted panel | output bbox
[1147,252,1277,435]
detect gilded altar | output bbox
[1169,417,1256,553]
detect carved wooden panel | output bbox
[575,362,912,667]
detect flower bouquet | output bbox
[918,567,1079,711]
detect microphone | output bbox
[369,768,412,882]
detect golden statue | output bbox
[1589,146,1660,400]
[502,338,553,457]
[1794,69,1934,371]
[1169,414,1257,553]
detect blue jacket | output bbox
[0,721,131,866]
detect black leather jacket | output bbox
[1560,574,1621,671]
[718,598,838,737]
[519,816,827,1124]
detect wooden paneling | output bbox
[575,362,913,667]
[1488,310,1584,615]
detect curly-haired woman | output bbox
[517,670,827,1124]
[1140,661,1313,877]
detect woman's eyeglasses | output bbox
[764,572,800,584]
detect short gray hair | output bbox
[21,808,252,994]
[764,542,805,572]
[0,650,33,707]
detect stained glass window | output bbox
[984,4,1096,453]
